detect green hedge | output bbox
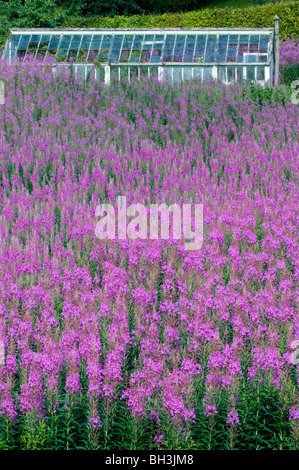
[61,1,299,39]
[281,63,299,85]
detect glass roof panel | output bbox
[25,33,40,60]
[142,34,155,43]
[36,34,51,60]
[249,34,259,54]
[161,34,175,62]
[237,34,249,62]
[27,34,41,48]
[183,34,196,63]
[216,35,228,62]
[173,35,186,63]
[56,35,71,58]
[18,34,31,50]
[243,34,260,63]
[98,34,113,62]
[194,35,206,63]
[259,34,270,55]
[38,34,51,47]
[226,35,238,62]
[11,34,21,47]
[48,34,61,58]
[26,34,41,59]
[110,35,124,62]
[204,35,217,62]
[80,35,92,50]
[129,34,144,63]
[150,34,164,63]
[7,34,21,60]
[140,34,154,63]
[87,35,102,63]
[77,35,92,62]
[120,34,134,63]
[16,35,31,60]
[67,34,82,61]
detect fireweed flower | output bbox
[0,58,298,448]
[87,415,102,429]
[154,434,164,444]
[289,407,299,423]
[204,404,218,417]
[227,410,241,427]
[280,38,299,65]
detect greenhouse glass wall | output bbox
[2,28,275,84]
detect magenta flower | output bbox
[204,404,218,417]
[227,410,240,427]
[289,407,299,423]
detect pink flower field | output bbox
[0,58,298,450]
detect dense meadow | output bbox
[0,53,298,450]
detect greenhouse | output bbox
[2,27,276,84]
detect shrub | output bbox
[243,81,288,106]
[281,63,299,86]
[61,2,299,40]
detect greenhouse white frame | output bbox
[2,25,278,85]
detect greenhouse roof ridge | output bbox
[9,27,274,33]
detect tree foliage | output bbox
[0,0,211,21]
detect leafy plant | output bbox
[281,63,299,87]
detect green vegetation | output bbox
[281,63,299,86]
[0,0,298,47]
[61,1,299,40]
